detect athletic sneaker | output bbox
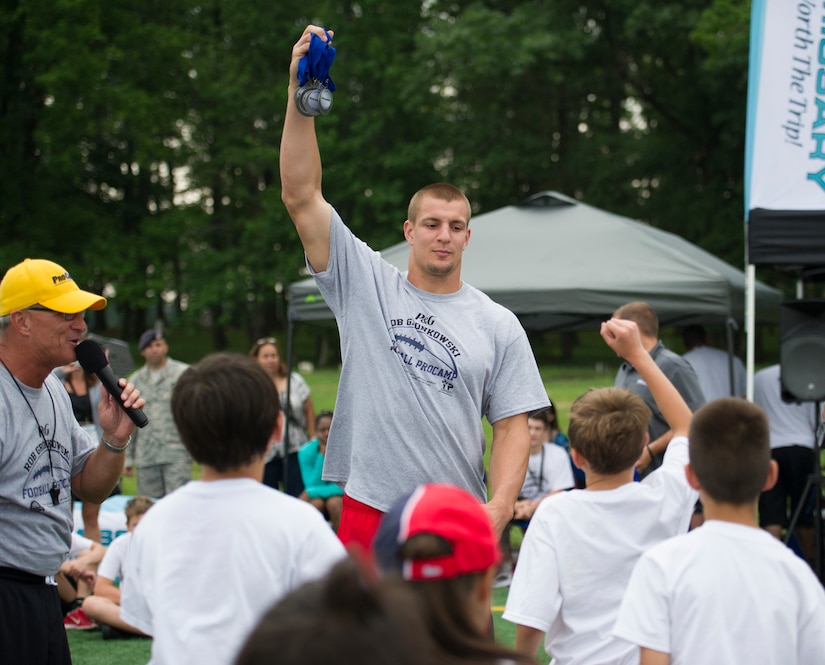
[64,607,97,630]
[493,561,513,588]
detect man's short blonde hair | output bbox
[407,184,471,224]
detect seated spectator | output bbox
[120,353,346,665]
[373,483,536,665]
[82,496,154,640]
[60,533,106,630]
[503,318,698,664]
[496,408,575,587]
[234,556,440,665]
[546,400,584,488]
[298,410,343,531]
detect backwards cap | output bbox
[0,258,106,317]
[373,484,501,582]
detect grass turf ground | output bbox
[66,586,552,665]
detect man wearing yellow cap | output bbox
[0,258,145,665]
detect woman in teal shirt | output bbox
[298,411,343,532]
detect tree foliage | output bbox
[0,0,755,350]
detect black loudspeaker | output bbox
[780,299,825,402]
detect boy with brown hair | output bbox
[503,318,698,665]
[120,353,346,665]
[613,398,825,664]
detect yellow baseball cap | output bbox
[0,258,107,316]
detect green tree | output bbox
[413,0,752,265]
[0,0,758,360]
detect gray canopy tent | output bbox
[288,191,782,331]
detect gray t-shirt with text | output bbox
[311,207,549,511]
[0,371,96,576]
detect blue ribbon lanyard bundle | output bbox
[294,30,336,117]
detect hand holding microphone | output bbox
[76,340,149,428]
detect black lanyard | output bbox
[525,445,546,493]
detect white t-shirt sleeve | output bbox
[97,532,128,582]
[503,502,561,631]
[68,533,94,558]
[119,531,154,636]
[292,514,347,586]
[613,551,672,655]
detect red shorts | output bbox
[337,494,385,556]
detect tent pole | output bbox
[283,315,296,493]
[746,264,756,401]
[725,316,737,397]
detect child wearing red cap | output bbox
[373,483,535,665]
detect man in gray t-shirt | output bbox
[612,302,705,478]
[281,25,549,550]
[0,258,143,665]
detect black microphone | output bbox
[76,339,149,428]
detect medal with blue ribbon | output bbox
[294,30,336,116]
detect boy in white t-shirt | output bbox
[82,495,154,639]
[613,397,825,664]
[503,318,698,665]
[120,353,346,665]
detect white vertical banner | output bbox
[746,0,825,213]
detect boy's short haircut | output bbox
[171,352,280,472]
[688,398,771,504]
[568,388,651,474]
[125,496,154,522]
[613,301,659,339]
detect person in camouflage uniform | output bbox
[125,329,191,497]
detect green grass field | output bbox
[67,586,551,665]
[68,366,608,664]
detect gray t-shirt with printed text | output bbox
[311,207,549,511]
[0,371,96,576]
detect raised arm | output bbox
[601,319,691,439]
[280,25,334,273]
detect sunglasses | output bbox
[255,337,278,346]
[26,305,85,321]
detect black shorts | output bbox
[758,446,816,529]
[0,567,71,665]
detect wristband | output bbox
[101,435,131,454]
[646,444,654,462]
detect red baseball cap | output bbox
[372,484,501,581]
